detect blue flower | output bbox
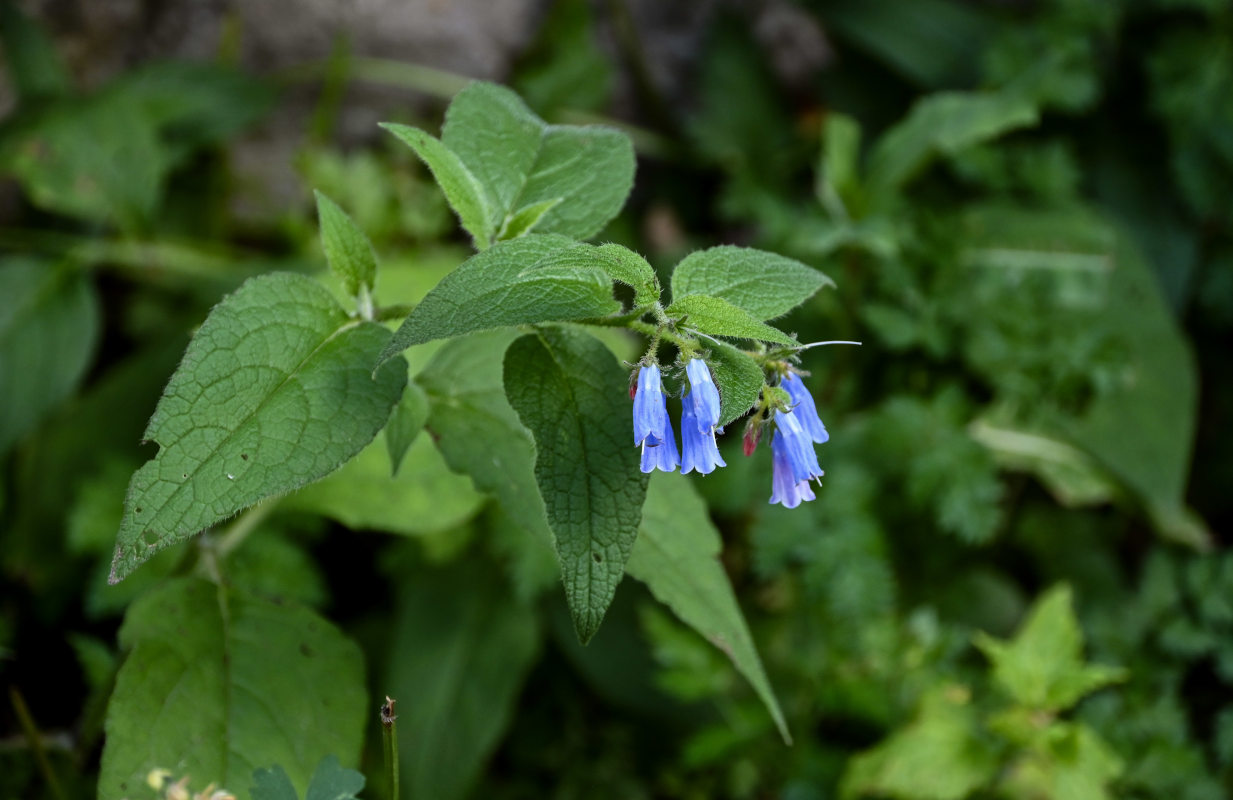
[685,358,721,434]
[773,407,823,483]
[769,433,818,508]
[680,392,726,475]
[632,364,679,473]
[782,373,828,444]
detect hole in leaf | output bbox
[592,553,602,564]
[241,453,249,461]
[142,529,158,548]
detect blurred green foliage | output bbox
[2,0,1231,798]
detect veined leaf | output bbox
[381,122,493,249]
[414,331,553,546]
[385,378,428,475]
[627,472,790,742]
[99,579,366,800]
[504,326,649,643]
[314,190,377,297]
[670,246,832,320]
[377,234,619,362]
[110,273,406,582]
[442,82,634,241]
[667,294,798,345]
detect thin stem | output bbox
[381,697,400,800]
[357,284,375,322]
[215,500,278,561]
[797,340,863,349]
[9,687,66,800]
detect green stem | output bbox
[9,687,66,800]
[215,500,278,561]
[381,697,400,800]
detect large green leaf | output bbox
[378,234,619,361]
[110,273,406,582]
[0,259,100,456]
[414,331,553,545]
[280,433,483,536]
[504,326,649,643]
[387,559,540,800]
[441,81,634,241]
[627,472,789,742]
[99,579,366,800]
[669,246,832,321]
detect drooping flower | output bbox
[772,407,823,483]
[782,372,829,444]
[632,364,679,473]
[684,358,721,434]
[769,433,818,508]
[680,392,727,474]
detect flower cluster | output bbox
[632,359,725,476]
[631,362,829,509]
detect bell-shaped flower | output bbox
[782,373,828,444]
[632,364,679,473]
[684,358,721,434]
[680,392,726,475]
[769,433,818,508]
[772,407,823,483]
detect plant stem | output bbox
[381,697,400,800]
[215,500,278,561]
[9,687,66,800]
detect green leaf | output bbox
[109,273,407,583]
[866,89,1039,203]
[670,246,832,320]
[0,260,100,457]
[591,243,659,304]
[817,112,863,217]
[251,765,297,800]
[415,331,554,544]
[706,341,765,427]
[280,433,484,536]
[314,190,377,297]
[380,122,493,249]
[504,326,649,643]
[667,294,798,345]
[0,1,72,101]
[840,686,999,800]
[99,578,366,800]
[498,196,562,239]
[378,234,619,361]
[627,472,790,742]
[388,559,540,800]
[385,379,428,475]
[974,584,1127,712]
[304,756,365,800]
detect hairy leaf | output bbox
[99,579,366,800]
[251,757,364,800]
[668,294,798,345]
[627,472,790,742]
[706,341,765,427]
[504,326,649,642]
[379,234,618,361]
[670,246,832,320]
[314,190,377,296]
[442,82,634,240]
[381,122,493,249]
[110,273,406,582]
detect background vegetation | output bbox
[2,0,1231,798]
